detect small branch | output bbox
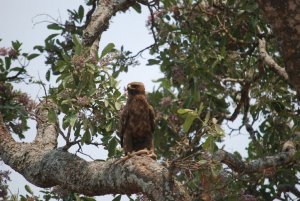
[216,15,245,44]
[258,36,289,82]
[245,123,264,150]
[226,82,250,121]
[128,44,155,59]
[147,2,158,46]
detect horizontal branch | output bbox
[0,100,190,201]
[214,140,296,174]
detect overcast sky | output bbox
[0,1,248,200]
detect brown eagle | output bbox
[119,82,156,159]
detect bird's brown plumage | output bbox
[119,82,155,155]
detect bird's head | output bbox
[126,82,145,96]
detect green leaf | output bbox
[25,185,33,195]
[47,23,61,30]
[74,122,81,137]
[203,136,218,153]
[10,67,24,72]
[214,124,224,136]
[72,34,82,55]
[11,40,22,50]
[48,108,57,123]
[147,59,160,65]
[45,33,59,41]
[177,108,193,115]
[75,194,81,201]
[104,100,109,107]
[61,99,72,105]
[132,3,142,13]
[46,69,51,81]
[69,114,77,128]
[78,5,84,21]
[198,160,207,165]
[182,113,197,132]
[5,57,11,70]
[197,103,204,115]
[105,121,112,132]
[82,129,91,144]
[101,43,115,58]
[27,53,39,60]
[34,45,44,52]
[114,102,121,110]
[20,195,27,201]
[108,137,118,157]
[112,195,122,201]
[81,197,96,201]
[203,111,210,126]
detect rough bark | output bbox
[0,100,190,201]
[214,140,296,174]
[258,36,289,82]
[82,0,136,47]
[257,0,300,96]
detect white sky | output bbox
[0,1,249,200]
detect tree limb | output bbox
[82,0,136,47]
[258,36,289,82]
[214,140,296,174]
[0,100,191,201]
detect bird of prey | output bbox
[118,82,156,160]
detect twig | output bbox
[128,44,155,59]
[226,82,250,121]
[147,2,158,46]
[216,15,245,44]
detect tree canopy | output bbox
[1,0,300,201]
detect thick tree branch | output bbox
[82,0,136,47]
[0,100,190,201]
[256,0,300,96]
[214,140,296,174]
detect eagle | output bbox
[119,82,156,160]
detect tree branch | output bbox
[82,0,136,47]
[0,100,191,201]
[256,0,300,96]
[214,140,296,174]
[258,36,289,82]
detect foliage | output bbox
[145,0,300,200]
[0,40,37,138]
[1,0,300,201]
